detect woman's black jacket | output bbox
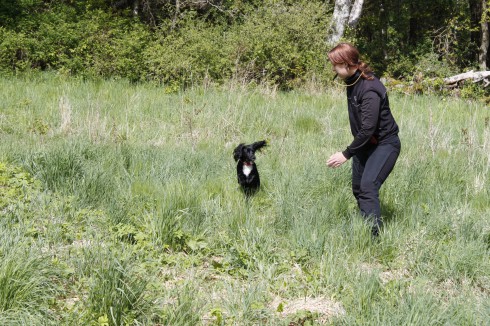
[341,70,399,159]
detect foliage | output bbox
[227,1,330,88]
[348,0,473,77]
[140,1,331,89]
[1,0,490,97]
[144,18,231,87]
[1,0,331,89]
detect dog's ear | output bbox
[233,143,245,161]
[252,140,267,152]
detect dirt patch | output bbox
[270,296,345,323]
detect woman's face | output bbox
[331,62,356,80]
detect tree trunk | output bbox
[469,0,483,50]
[327,0,352,45]
[172,0,180,30]
[479,0,489,70]
[348,0,364,27]
[327,0,366,45]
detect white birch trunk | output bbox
[348,0,364,27]
[327,0,352,45]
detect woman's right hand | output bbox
[326,152,347,168]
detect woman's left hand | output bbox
[327,152,347,168]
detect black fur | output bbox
[233,140,267,196]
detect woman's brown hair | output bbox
[328,43,373,80]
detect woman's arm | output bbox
[342,91,381,159]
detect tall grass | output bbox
[0,226,60,325]
[0,74,489,325]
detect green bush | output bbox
[0,5,152,81]
[66,10,152,81]
[144,1,330,89]
[144,18,231,88]
[0,28,31,73]
[230,1,329,88]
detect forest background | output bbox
[1,0,490,97]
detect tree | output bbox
[479,0,489,69]
[110,0,242,27]
[327,0,364,45]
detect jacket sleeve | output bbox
[342,91,380,159]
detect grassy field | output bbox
[0,74,489,325]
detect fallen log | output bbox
[444,70,490,86]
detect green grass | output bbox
[1,74,489,325]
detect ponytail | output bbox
[358,61,374,80]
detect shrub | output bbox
[144,17,231,88]
[67,10,152,81]
[229,1,329,89]
[144,1,330,89]
[0,28,31,73]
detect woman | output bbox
[326,43,401,237]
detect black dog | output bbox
[233,140,267,196]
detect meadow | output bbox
[0,74,489,325]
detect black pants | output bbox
[352,138,401,233]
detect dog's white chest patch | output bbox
[243,164,253,176]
